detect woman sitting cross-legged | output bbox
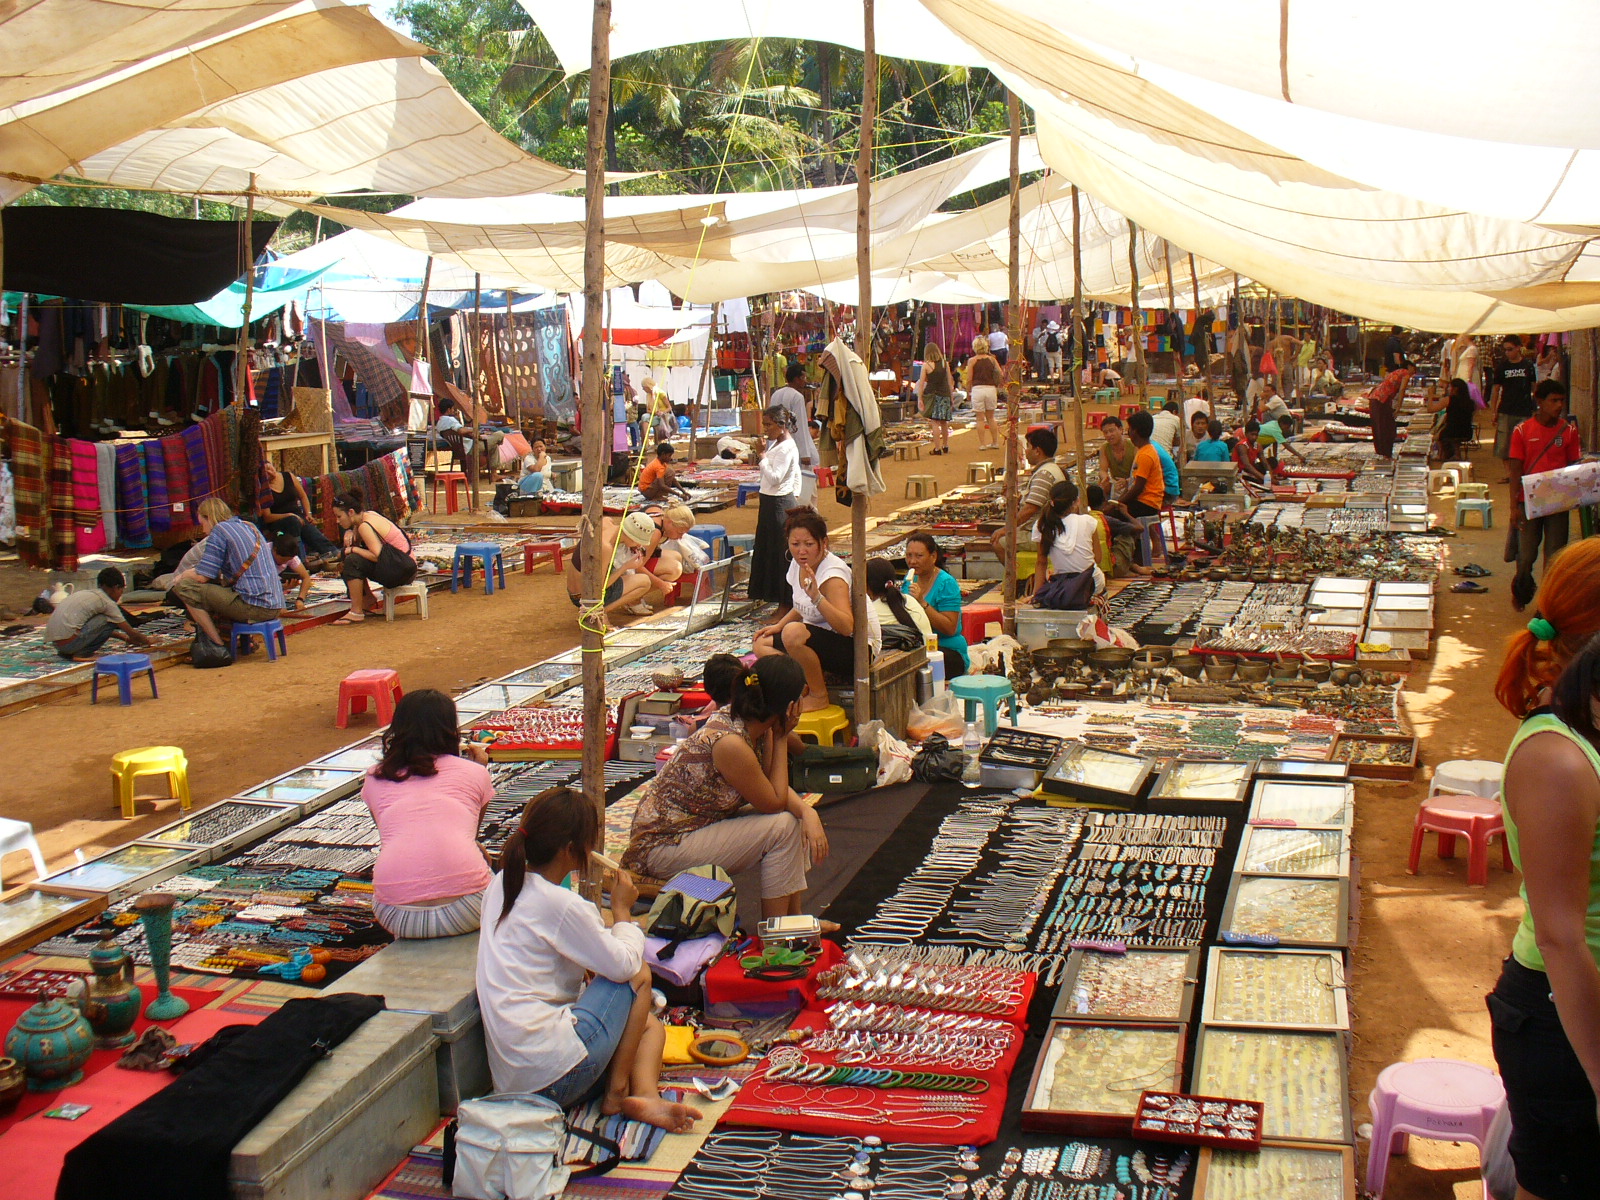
[751,506,880,711]
[622,654,830,921]
[477,786,702,1131]
[362,689,494,938]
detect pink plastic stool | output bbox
[522,541,565,575]
[336,669,404,728]
[1407,794,1512,886]
[1366,1058,1504,1198]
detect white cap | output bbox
[619,511,657,548]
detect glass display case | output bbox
[139,800,300,863]
[1249,781,1354,828]
[1021,1021,1186,1134]
[239,766,365,813]
[1237,826,1349,878]
[1193,1027,1351,1143]
[1221,875,1349,949]
[1052,949,1199,1024]
[38,843,200,904]
[1201,948,1350,1031]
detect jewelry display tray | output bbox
[1191,1026,1353,1145]
[1234,826,1351,879]
[1220,874,1351,950]
[1050,948,1200,1025]
[1147,760,1254,817]
[1020,1019,1187,1135]
[35,843,201,905]
[1248,780,1354,830]
[138,800,301,864]
[1039,743,1158,810]
[1200,947,1350,1032]
[1193,1141,1356,1200]
[235,764,366,815]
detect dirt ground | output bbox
[0,415,1533,1196]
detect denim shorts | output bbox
[1487,956,1600,1199]
[535,977,637,1110]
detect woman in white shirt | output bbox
[752,507,880,711]
[476,786,702,1131]
[748,405,801,604]
[1032,480,1105,601]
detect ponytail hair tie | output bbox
[745,672,760,687]
[1527,616,1558,642]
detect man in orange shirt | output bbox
[1116,410,1165,520]
[637,443,683,499]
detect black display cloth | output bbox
[5,208,277,305]
[55,993,384,1200]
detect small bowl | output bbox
[1269,661,1300,680]
[651,668,685,690]
[1303,660,1332,682]
[1090,649,1134,671]
[1203,660,1237,682]
[629,725,654,739]
[1056,638,1096,661]
[1170,654,1204,678]
[1237,660,1271,682]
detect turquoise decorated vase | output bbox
[5,996,95,1091]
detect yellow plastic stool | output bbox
[1456,482,1490,500]
[794,705,850,747]
[110,746,191,820]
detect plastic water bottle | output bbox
[926,633,945,693]
[961,719,984,789]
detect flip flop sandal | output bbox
[1450,581,1488,593]
[330,613,365,626]
[1454,564,1492,577]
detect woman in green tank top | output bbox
[1490,538,1600,1199]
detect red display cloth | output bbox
[0,1008,253,1200]
[703,939,845,1014]
[0,986,219,1135]
[720,1001,1030,1145]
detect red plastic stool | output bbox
[1118,403,1140,420]
[815,466,836,488]
[522,541,565,575]
[1086,411,1107,430]
[432,471,468,514]
[961,603,1003,645]
[336,669,404,728]
[1406,794,1512,886]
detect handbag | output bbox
[444,1092,620,1200]
[879,622,923,651]
[1033,566,1097,610]
[189,631,233,669]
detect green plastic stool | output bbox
[950,676,1018,736]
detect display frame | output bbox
[454,683,548,715]
[311,737,385,773]
[1221,874,1350,950]
[1019,1019,1187,1135]
[1252,759,1349,781]
[1040,743,1158,809]
[1236,826,1350,879]
[1193,1141,1356,1200]
[1050,948,1200,1025]
[1329,732,1419,781]
[235,764,367,814]
[0,885,106,961]
[1148,760,1254,816]
[1200,947,1350,1032]
[35,843,201,904]
[1248,780,1354,829]
[1192,1026,1352,1145]
[138,799,301,863]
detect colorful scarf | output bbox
[237,404,266,512]
[116,443,150,547]
[94,440,118,549]
[68,439,106,556]
[181,423,212,510]
[46,435,78,571]
[161,435,193,535]
[201,411,229,509]
[6,419,46,566]
[145,436,171,533]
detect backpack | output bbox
[1045,331,1060,353]
[444,1091,619,1200]
[643,865,736,957]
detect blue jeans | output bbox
[54,613,118,659]
[535,977,637,1109]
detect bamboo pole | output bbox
[1162,240,1184,386]
[692,301,720,452]
[466,273,482,512]
[1070,186,1087,494]
[1189,253,1210,418]
[1128,223,1146,407]
[1001,91,1022,634]
[579,0,612,847]
[418,256,439,508]
[235,174,258,403]
[851,0,875,725]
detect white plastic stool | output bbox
[1430,759,1504,800]
[0,817,48,883]
[1456,498,1493,529]
[1427,468,1460,495]
[382,581,431,621]
[1443,460,1474,483]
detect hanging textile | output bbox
[181,424,212,511]
[69,440,106,556]
[145,436,171,533]
[160,435,193,535]
[532,305,573,422]
[201,411,231,510]
[47,436,78,571]
[115,443,150,547]
[94,440,118,549]
[6,419,46,566]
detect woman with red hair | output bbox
[1490,535,1600,1199]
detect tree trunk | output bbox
[818,44,837,186]
[852,1,875,726]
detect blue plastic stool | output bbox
[950,675,1018,736]
[1136,514,1169,568]
[91,653,158,705]
[452,543,508,594]
[229,619,287,661]
[736,482,761,507]
[689,524,729,561]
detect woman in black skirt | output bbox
[747,405,800,604]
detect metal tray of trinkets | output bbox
[235,765,367,815]
[1134,1090,1264,1151]
[36,843,202,905]
[136,800,302,863]
[1051,947,1200,1025]
[1021,1019,1187,1134]
[980,728,1065,790]
[1193,1141,1358,1200]
[1040,742,1157,810]
[1147,760,1254,817]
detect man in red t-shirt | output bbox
[1508,379,1583,609]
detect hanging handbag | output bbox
[444,1091,620,1200]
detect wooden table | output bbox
[261,430,336,476]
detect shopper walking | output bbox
[916,343,954,455]
[1509,380,1582,611]
[964,335,1003,451]
[748,405,801,604]
[1492,335,1538,475]
[770,362,818,505]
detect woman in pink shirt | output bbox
[362,689,495,938]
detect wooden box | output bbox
[1331,732,1419,780]
[1020,1020,1185,1134]
[1195,1142,1357,1199]
[1221,874,1350,950]
[1201,947,1350,1032]
[0,886,105,961]
[869,645,927,739]
[1191,1026,1353,1145]
[1050,948,1199,1025]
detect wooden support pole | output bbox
[1128,223,1147,406]
[1162,240,1184,386]
[692,301,720,449]
[235,174,258,403]
[1070,186,1087,494]
[1189,253,1210,418]
[1001,91,1022,633]
[579,0,612,849]
[419,255,438,504]
[851,0,875,725]
[466,273,482,512]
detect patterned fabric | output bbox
[621,713,751,874]
[238,404,266,513]
[46,435,77,571]
[196,516,284,609]
[69,439,106,556]
[146,436,171,532]
[181,423,212,510]
[201,410,230,509]
[161,435,192,534]
[94,441,118,548]
[7,420,45,566]
[373,893,483,939]
[115,444,150,547]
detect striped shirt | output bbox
[196,517,285,610]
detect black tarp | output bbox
[4,207,277,304]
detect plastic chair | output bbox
[336,669,404,728]
[452,543,508,594]
[1118,404,1140,420]
[1443,460,1474,483]
[905,474,938,499]
[1455,498,1493,529]
[726,533,755,556]
[1407,794,1512,886]
[1430,760,1504,800]
[815,466,836,488]
[1366,1059,1505,1199]
[736,482,761,507]
[1456,482,1490,500]
[229,619,287,661]
[1427,468,1460,495]
[109,746,191,819]
[91,653,158,706]
[1136,514,1169,567]
[961,603,1003,645]
[967,462,995,484]
[522,541,566,575]
[0,817,47,883]
[794,704,850,747]
[431,470,469,514]
[951,676,1018,736]
[382,581,430,620]
[1086,411,1107,430]
[689,525,728,560]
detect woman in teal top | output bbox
[902,531,968,679]
[1192,419,1233,463]
[1490,543,1600,1199]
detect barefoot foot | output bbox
[621,1096,703,1133]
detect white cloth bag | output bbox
[451,1093,574,1200]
